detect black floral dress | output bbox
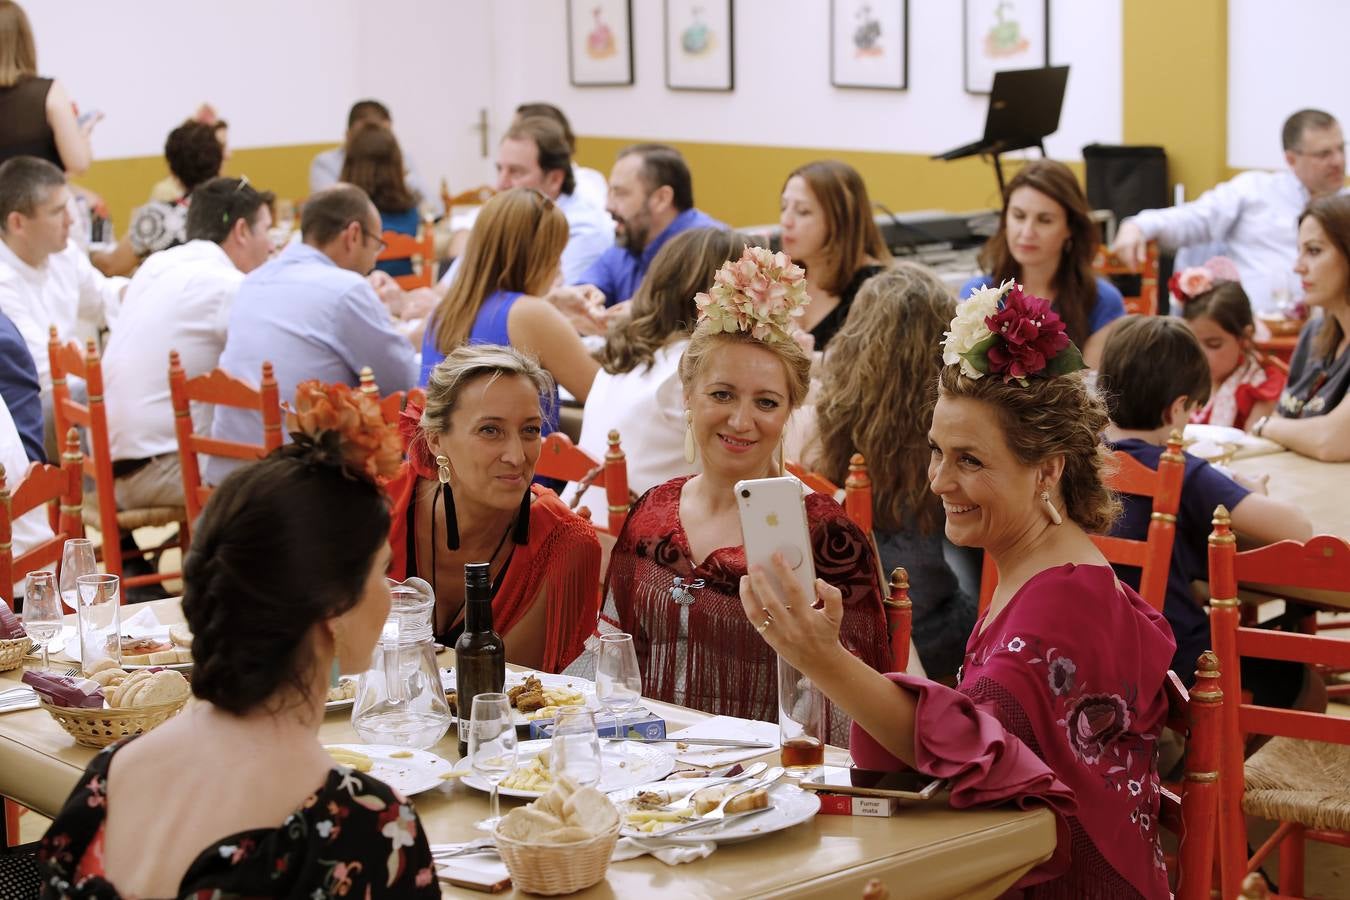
[38,740,439,899]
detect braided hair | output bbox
[182,442,391,714]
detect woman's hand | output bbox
[738,553,846,675]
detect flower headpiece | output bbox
[694,246,809,343]
[285,381,404,481]
[1168,255,1240,305]
[942,280,1085,384]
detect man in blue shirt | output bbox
[0,308,43,463]
[574,143,722,306]
[206,185,417,485]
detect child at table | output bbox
[1099,317,1318,710]
[1171,261,1286,430]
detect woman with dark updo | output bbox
[38,385,438,899]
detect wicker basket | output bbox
[41,696,188,748]
[0,637,32,672]
[493,818,620,895]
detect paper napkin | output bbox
[664,715,780,768]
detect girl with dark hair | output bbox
[341,122,420,278]
[38,384,438,899]
[960,159,1126,367]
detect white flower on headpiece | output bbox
[942,280,1010,378]
[695,246,809,343]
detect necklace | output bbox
[427,483,519,634]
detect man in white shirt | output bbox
[0,393,54,591]
[310,99,444,219]
[102,177,275,510]
[1113,108,1348,313]
[0,156,127,455]
[514,102,610,212]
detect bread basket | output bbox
[0,637,32,672]
[40,696,188,749]
[493,818,621,895]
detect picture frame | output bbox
[664,0,734,91]
[962,0,1049,95]
[830,1,908,91]
[567,0,635,87]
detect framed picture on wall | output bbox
[567,0,635,87]
[962,0,1049,94]
[664,0,734,91]
[830,1,908,91]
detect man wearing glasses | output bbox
[1112,108,1348,314]
[205,184,415,485]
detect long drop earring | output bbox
[1040,490,1063,526]
[512,487,531,544]
[683,410,698,465]
[437,454,461,550]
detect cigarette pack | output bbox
[529,712,667,741]
[812,792,899,817]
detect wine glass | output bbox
[22,572,62,671]
[596,633,643,737]
[467,692,517,831]
[59,539,97,613]
[549,706,603,787]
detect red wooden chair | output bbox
[169,352,282,531]
[49,332,186,590]
[357,366,412,427]
[884,567,913,673]
[377,224,437,291]
[979,431,1185,614]
[784,454,875,536]
[0,429,83,605]
[1092,240,1160,316]
[535,431,631,536]
[784,459,836,496]
[1207,506,1350,899]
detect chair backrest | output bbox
[169,352,282,528]
[377,225,436,291]
[883,567,912,673]
[535,431,631,536]
[1157,652,1224,900]
[978,431,1185,614]
[0,429,83,603]
[441,179,495,214]
[358,366,409,426]
[1092,240,1160,316]
[1206,505,1350,899]
[783,455,875,536]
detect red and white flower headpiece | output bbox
[942,280,1086,384]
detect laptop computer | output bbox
[936,66,1070,161]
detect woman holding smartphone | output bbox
[598,247,890,745]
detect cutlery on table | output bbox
[601,736,775,749]
[639,804,777,839]
[639,761,770,812]
[430,838,499,859]
[692,766,786,823]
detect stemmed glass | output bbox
[22,572,62,670]
[59,539,97,613]
[549,706,603,787]
[467,692,517,831]
[596,633,643,737]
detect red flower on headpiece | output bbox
[982,284,1071,381]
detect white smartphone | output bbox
[735,476,816,602]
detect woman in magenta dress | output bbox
[741,282,1175,898]
[599,247,890,746]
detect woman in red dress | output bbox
[742,283,1175,898]
[600,247,890,745]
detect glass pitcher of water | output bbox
[352,582,452,749]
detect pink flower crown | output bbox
[1168,255,1241,305]
[942,280,1086,384]
[694,246,809,343]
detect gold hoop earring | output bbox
[1040,490,1063,526]
[683,411,698,465]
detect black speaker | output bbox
[1082,144,1169,225]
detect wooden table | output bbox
[1,600,1056,898]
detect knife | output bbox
[601,736,775,749]
[639,804,777,838]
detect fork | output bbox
[694,766,786,823]
[652,761,770,812]
[430,838,499,859]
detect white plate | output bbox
[64,629,191,669]
[324,743,455,796]
[441,669,599,725]
[1183,424,1246,445]
[461,738,674,799]
[609,778,821,844]
[325,677,358,712]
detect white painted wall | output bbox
[1228,0,1350,171]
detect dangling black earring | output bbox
[437,455,460,551]
[512,488,531,545]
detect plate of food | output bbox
[609,777,820,844]
[461,738,674,799]
[65,624,194,670]
[442,670,596,725]
[325,677,358,711]
[324,743,457,796]
[1183,424,1246,446]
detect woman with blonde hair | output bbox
[0,0,97,173]
[564,226,753,519]
[779,159,891,351]
[419,188,599,425]
[600,247,890,743]
[801,263,976,679]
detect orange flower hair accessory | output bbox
[694,245,809,343]
[285,381,403,481]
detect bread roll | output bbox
[175,647,193,664]
[88,658,120,675]
[169,625,192,648]
[148,650,179,665]
[110,669,152,708]
[693,785,769,816]
[135,669,189,706]
[563,786,618,833]
[121,652,151,667]
[90,667,128,687]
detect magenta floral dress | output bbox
[851,564,1176,899]
[37,739,439,899]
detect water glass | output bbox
[467,692,517,831]
[59,538,97,613]
[549,706,603,787]
[75,574,121,675]
[777,656,826,776]
[22,572,62,670]
[596,632,642,736]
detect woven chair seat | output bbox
[81,501,185,533]
[1243,736,1350,831]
